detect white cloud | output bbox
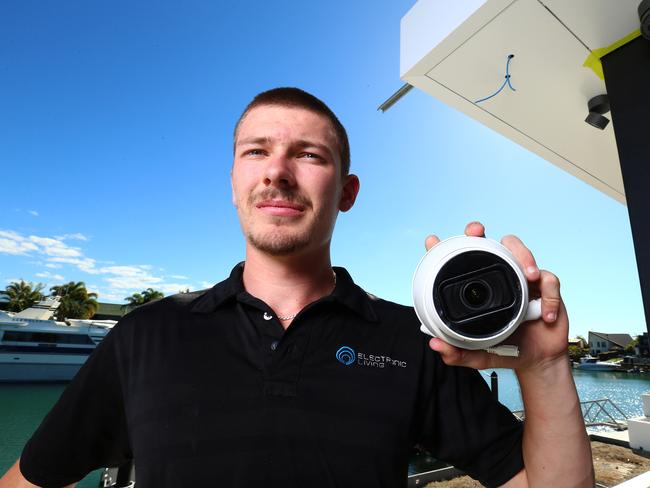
[28,210,39,216]
[0,237,38,255]
[55,233,89,242]
[158,283,193,294]
[199,281,214,289]
[105,275,163,290]
[100,265,164,290]
[35,271,65,281]
[95,291,125,302]
[101,265,152,277]
[1,228,199,302]
[47,256,98,273]
[29,236,82,258]
[0,230,24,240]
[29,236,60,247]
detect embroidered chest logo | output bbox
[336,346,356,365]
[335,345,407,369]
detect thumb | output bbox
[429,338,493,369]
[425,235,440,251]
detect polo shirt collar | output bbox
[191,262,378,323]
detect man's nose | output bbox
[264,154,295,187]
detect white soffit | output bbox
[401,0,629,204]
[541,0,641,50]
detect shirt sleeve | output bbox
[19,323,132,487]
[414,346,524,488]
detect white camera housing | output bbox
[413,236,541,355]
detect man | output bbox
[1,88,593,487]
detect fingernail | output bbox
[526,266,538,276]
[546,312,556,322]
[430,339,442,351]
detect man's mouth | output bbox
[255,200,305,216]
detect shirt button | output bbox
[270,341,279,351]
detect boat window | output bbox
[2,331,95,345]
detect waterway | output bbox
[1,369,649,484]
[481,368,650,417]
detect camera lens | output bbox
[461,280,491,308]
[432,251,521,338]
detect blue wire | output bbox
[475,54,516,104]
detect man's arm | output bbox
[425,222,594,487]
[505,349,593,487]
[0,460,76,488]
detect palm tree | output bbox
[50,281,98,320]
[0,280,45,312]
[123,288,164,309]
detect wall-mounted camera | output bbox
[585,94,610,130]
[413,236,541,356]
[640,0,650,40]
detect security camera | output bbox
[585,94,610,130]
[640,0,650,40]
[413,236,541,356]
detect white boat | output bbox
[0,297,116,382]
[576,356,621,372]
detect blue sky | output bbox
[0,0,645,340]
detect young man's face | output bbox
[231,104,358,257]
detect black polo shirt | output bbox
[20,264,523,488]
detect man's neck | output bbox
[242,245,336,329]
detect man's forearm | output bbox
[516,356,594,487]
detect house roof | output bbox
[96,302,131,317]
[399,0,641,204]
[589,331,634,348]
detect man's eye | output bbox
[300,152,321,160]
[245,149,265,156]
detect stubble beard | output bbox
[243,188,316,256]
[247,225,312,256]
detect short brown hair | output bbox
[233,87,351,176]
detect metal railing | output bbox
[513,398,629,430]
[581,398,629,430]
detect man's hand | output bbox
[425,221,569,374]
[426,222,594,487]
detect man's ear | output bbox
[230,170,238,208]
[339,174,360,212]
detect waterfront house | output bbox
[588,331,633,356]
[636,332,649,357]
[569,337,586,349]
[93,302,132,321]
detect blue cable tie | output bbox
[475,54,516,104]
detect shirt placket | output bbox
[240,299,311,398]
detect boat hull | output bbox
[576,364,620,372]
[0,352,87,382]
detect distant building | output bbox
[568,338,586,349]
[588,331,633,356]
[94,302,133,321]
[637,333,649,357]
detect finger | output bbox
[464,221,485,237]
[539,270,561,323]
[429,338,496,369]
[425,235,440,251]
[501,234,540,281]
